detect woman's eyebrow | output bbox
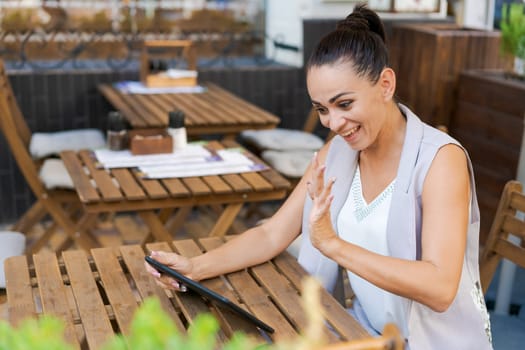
[311,92,353,106]
[329,92,352,104]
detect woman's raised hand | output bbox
[144,250,193,291]
[306,152,337,251]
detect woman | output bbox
[145,4,492,349]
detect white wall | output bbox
[265,0,360,67]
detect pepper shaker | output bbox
[107,111,129,151]
[168,110,187,151]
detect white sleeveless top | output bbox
[336,165,399,333]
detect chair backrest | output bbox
[0,59,47,197]
[0,59,31,146]
[322,323,405,350]
[479,180,525,293]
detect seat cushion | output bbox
[29,128,106,159]
[39,158,74,189]
[241,128,324,151]
[0,231,26,288]
[262,149,315,178]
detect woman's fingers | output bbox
[308,152,328,199]
[145,250,190,292]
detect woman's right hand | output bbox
[144,250,194,291]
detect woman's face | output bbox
[307,61,390,151]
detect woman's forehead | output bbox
[307,64,370,97]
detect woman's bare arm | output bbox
[311,144,470,312]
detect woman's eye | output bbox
[339,101,352,108]
[315,107,328,115]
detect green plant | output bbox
[500,2,525,59]
[0,315,72,350]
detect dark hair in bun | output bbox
[307,3,388,84]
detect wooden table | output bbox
[99,82,281,139]
[60,140,290,243]
[4,238,368,349]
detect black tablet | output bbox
[145,255,274,333]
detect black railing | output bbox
[0,28,285,71]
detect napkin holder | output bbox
[129,128,173,155]
[140,40,198,88]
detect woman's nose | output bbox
[328,112,345,133]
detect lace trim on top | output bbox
[352,166,396,222]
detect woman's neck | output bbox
[359,102,406,170]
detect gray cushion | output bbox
[261,149,315,178]
[30,128,106,159]
[39,158,74,189]
[241,128,324,151]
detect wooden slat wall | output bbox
[389,23,508,127]
[450,70,525,244]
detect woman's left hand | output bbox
[306,152,337,252]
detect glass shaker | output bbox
[168,110,187,151]
[107,111,129,151]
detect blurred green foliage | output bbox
[500,2,525,59]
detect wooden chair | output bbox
[322,323,405,350]
[0,60,101,253]
[479,180,525,349]
[479,180,525,293]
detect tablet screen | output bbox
[145,256,274,333]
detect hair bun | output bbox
[336,4,386,43]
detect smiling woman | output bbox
[144,4,493,349]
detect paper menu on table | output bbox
[94,145,266,178]
[94,144,215,169]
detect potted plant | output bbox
[500,2,525,77]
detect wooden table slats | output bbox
[167,93,222,125]
[221,173,254,193]
[198,241,296,339]
[5,239,368,349]
[160,177,191,197]
[133,94,167,125]
[201,175,233,194]
[240,172,274,191]
[170,239,265,340]
[119,244,186,332]
[131,169,170,199]
[99,83,280,133]
[110,168,147,200]
[90,248,139,335]
[273,253,370,341]
[207,84,280,122]
[250,263,339,342]
[62,250,115,349]
[33,253,80,348]
[98,85,148,128]
[145,241,230,343]
[4,255,36,326]
[61,151,100,203]
[182,177,213,196]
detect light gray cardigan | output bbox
[297,105,493,349]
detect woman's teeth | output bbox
[342,126,359,137]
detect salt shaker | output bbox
[107,111,128,151]
[168,110,187,151]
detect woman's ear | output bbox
[379,68,396,101]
